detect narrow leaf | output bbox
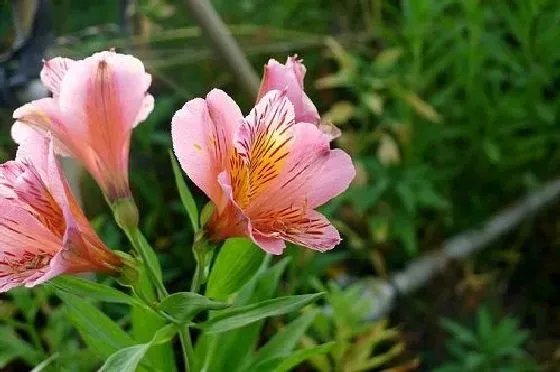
[30,353,59,372]
[170,150,199,232]
[57,291,135,359]
[99,324,178,372]
[131,260,176,372]
[0,326,43,368]
[133,229,163,283]
[157,292,229,323]
[274,343,335,372]
[196,293,323,334]
[249,310,319,368]
[206,238,265,301]
[194,257,287,372]
[253,342,335,372]
[50,276,142,307]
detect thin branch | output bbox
[183,0,260,99]
[363,178,560,320]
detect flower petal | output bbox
[276,209,341,252]
[134,94,155,127]
[172,89,243,205]
[13,97,69,140]
[247,121,354,215]
[230,90,295,208]
[58,51,152,141]
[0,197,62,292]
[213,171,286,254]
[258,56,320,125]
[40,57,76,97]
[251,234,286,255]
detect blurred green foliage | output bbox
[1,0,559,370]
[436,306,538,371]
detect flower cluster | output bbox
[1,51,354,292]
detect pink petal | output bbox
[251,234,286,255]
[305,149,355,207]
[40,57,76,97]
[258,56,320,125]
[230,90,296,209]
[318,122,342,141]
[13,97,70,140]
[248,121,354,213]
[0,199,61,255]
[58,51,152,139]
[281,209,341,251]
[134,94,155,127]
[47,51,151,199]
[1,141,66,240]
[172,89,243,206]
[213,171,286,254]
[249,207,341,252]
[0,198,62,292]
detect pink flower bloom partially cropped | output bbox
[0,135,122,292]
[172,88,355,254]
[12,51,153,202]
[258,55,340,139]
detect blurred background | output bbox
[1,0,560,370]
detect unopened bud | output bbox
[114,251,140,286]
[113,197,139,230]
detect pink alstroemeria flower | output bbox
[0,135,122,292]
[12,50,153,202]
[172,88,355,255]
[258,55,341,139]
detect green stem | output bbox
[190,260,203,293]
[116,205,195,371]
[179,327,194,372]
[191,235,213,293]
[124,227,168,299]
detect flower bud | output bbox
[113,197,139,230]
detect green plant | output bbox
[436,306,538,372]
[304,280,415,372]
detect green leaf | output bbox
[131,262,176,372]
[99,324,178,372]
[440,318,477,346]
[50,276,142,307]
[30,353,60,372]
[196,293,323,334]
[194,257,288,372]
[170,150,199,232]
[132,228,163,284]
[57,291,135,359]
[157,292,229,323]
[248,310,319,369]
[206,237,265,301]
[0,326,43,368]
[254,342,335,372]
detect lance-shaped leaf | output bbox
[50,276,142,307]
[170,150,199,232]
[206,237,265,301]
[57,291,135,359]
[99,324,178,372]
[195,293,323,334]
[157,292,229,323]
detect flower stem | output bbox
[179,327,194,372]
[116,203,195,371]
[191,234,212,293]
[124,227,167,299]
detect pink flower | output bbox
[12,51,153,202]
[258,55,340,139]
[0,135,122,292]
[172,88,355,255]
